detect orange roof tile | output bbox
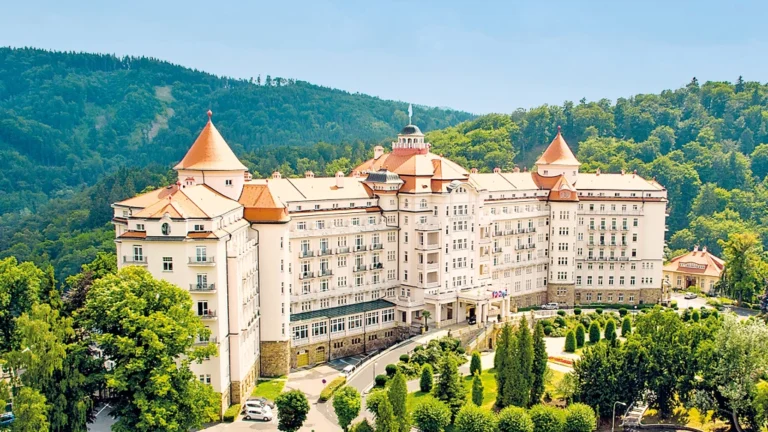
[663,248,724,278]
[174,112,247,171]
[547,175,579,202]
[239,184,290,222]
[353,152,468,178]
[536,127,580,166]
[118,231,147,239]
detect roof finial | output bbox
[408,104,413,124]
[557,125,562,134]
[207,110,213,121]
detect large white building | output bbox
[112,113,669,408]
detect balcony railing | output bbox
[353,265,368,272]
[317,248,333,256]
[190,283,216,292]
[416,243,440,251]
[299,271,315,280]
[354,245,368,252]
[299,250,315,258]
[336,246,350,254]
[194,336,218,345]
[188,256,215,265]
[493,247,503,253]
[370,243,384,250]
[123,256,148,265]
[319,269,333,277]
[199,311,217,320]
[415,223,441,231]
[371,262,384,270]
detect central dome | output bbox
[399,124,423,135]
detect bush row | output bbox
[318,376,346,402]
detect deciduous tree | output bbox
[275,390,310,432]
[333,386,361,432]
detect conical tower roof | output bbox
[536,127,580,166]
[174,111,247,171]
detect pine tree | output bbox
[495,324,513,408]
[432,355,466,420]
[589,321,601,344]
[388,371,409,432]
[510,317,533,407]
[471,372,484,406]
[420,364,433,393]
[530,322,547,405]
[575,324,586,348]
[564,330,577,353]
[621,316,631,337]
[604,319,617,342]
[470,351,482,376]
[376,397,396,432]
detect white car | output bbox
[342,365,356,376]
[542,302,559,310]
[684,292,698,300]
[241,400,265,413]
[244,406,273,422]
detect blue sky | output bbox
[2,0,767,114]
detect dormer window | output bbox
[543,170,549,175]
[194,224,205,231]
[136,224,145,231]
[122,210,129,217]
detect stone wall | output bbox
[640,287,662,304]
[289,328,399,369]
[260,341,290,377]
[509,292,547,309]
[231,357,260,404]
[547,283,575,306]
[574,288,663,305]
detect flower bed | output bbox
[547,356,574,367]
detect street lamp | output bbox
[373,362,378,386]
[612,401,627,432]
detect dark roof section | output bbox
[290,299,396,322]
[400,124,423,135]
[364,169,403,183]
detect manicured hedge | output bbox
[223,403,241,422]
[319,376,346,402]
[375,374,389,387]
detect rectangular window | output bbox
[293,325,308,340]
[349,314,363,329]
[311,321,327,337]
[382,309,395,322]
[366,312,379,326]
[163,257,173,271]
[331,318,345,333]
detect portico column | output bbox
[434,303,442,328]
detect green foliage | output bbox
[497,406,534,432]
[385,363,398,377]
[319,376,346,402]
[531,323,548,404]
[0,257,44,352]
[80,267,219,431]
[564,331,577,353]
[573,308,581,316]
[692,310,701,322]
[223,404,241,422]
[595,308,603,315]
[399,354,410,363]
[275,390,310,432]
[388,371,409,432]
[470,352,482,376]
[375,374,389,387]
[575,324,586,348]
[333,386,361,432]
[453,404,497,432]
[495,324,514,408]
[471,372,484,406]
[432,355,466,420]
[11,387,49,432]
[562,403,596,432]
[351,419,375,432]
[557,310,566,317]
[621,316,632,337]
[618,308,628,317]
[588,322,601,344]
[412,396,451,432]
[512,318,534,407]
[604,319,617,342]
[528,404,565,432]
[375,396,397,432]
[427,114,518,172]
[420,364,434,393]
[365,390,387,420]
[719,232,768,303]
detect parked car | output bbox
[342,365,356,376]
[244,406,273,421]
[542,302,559,310]
[684,292,698,300]
[247,396,275,409]
[467,315,477,325]
[0,412,14,427]
[241,400,265,413]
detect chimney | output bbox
[596,168,601,176]
[693,245,699,252]
[621,169,625,175]
[470,168,478,174]
[493,167,501,174]
[244,172,253,181]
[523,167,528,172]
[272,171,281,179]
[513,166,520,173]
[305,171,315,178]
[335,171,344,188]
[702,246,708,253]
[633,169,637,178]
[374,145,384,160]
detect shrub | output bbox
[554,316,567,328]
[670,300,678,310]
[397,361,421,379]
[575,324,586,348]
[399,354,410,363]
[588,321,601,344]
[573,308,582,315]
[420,364,433,392]
[557,310,566,317]
[701,308,711,319]
[563,403,596,432]
[618,308,627,317]
[543,325,554,336]
[564,330,577,353]
[529,404,565,432]
[223,403,241,422]
[454,404,497,432]
[497,406,534,432]
[692,310,701,322]
[470,351,482,376]
[595,308,603,315]
[350,419,374,432]
[385,363,398,377]
[471,372,484,406]
[375,374,388,387]
[319,376,346,402]
[456,346,466,355]
[604,319,617,342]
[621,316,631,336]
[412,396,451,432]
[579,316,591,328]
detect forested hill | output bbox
[0,47,473,216]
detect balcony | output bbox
[299,250,315,258]
[190,283,216,293]
[424,281,440,288]
[188,256,215,265]
[493,231,503,237]
[354,245,368,252]
[317,248,333,257]
[353,265,368,272]
[371,243,384,251]
[123,256,148,265]
[493,247,503,254]
[371,262,384,270]
[479,235,491,244]
[415,223,441,231]
[425,290,456,301]
[319,269,333,277]
[194,336,218,345]
[299,271,315,280]
[416,243,440,251]
[336,246,351,254]
[504,229,514,236]
[199,311,217,320]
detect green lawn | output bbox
[251,378,286,400]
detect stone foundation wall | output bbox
[260,341,290,377]
[290,328,399,369]
[640,287,662,304]
[574,288,662,305]
[509,292,547,310]
[547,283,575,306]
[230,357,260,404]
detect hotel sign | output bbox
[679,262,706,270]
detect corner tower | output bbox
[174,110,248,200]
[535,126,580,184]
